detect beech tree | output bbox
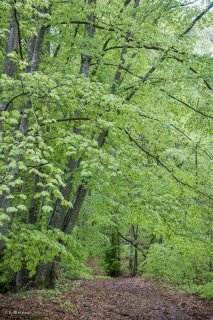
[0,0,212,292]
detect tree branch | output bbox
[125,3,213,100]
[161,89,213,120]
[40,117,91,127]
[171,56,213,92]
[138,112,213,161]
[103,44,164,52]
[126,60,164,101]
[2,92,30,111]
[180,2,213,36]
[116,228,147,258]
[124,129,213,201]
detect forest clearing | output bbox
[0,0,213,318]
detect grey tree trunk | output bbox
[3,8,18,78]
[47,0,96,234]
[49,158,78,230]
[63,185,87,234]
[0,8,19,253]
[1,7,47,257]
[33,261,57,289]
[34,0,96,288]
[31,26,46,72]
[14,25,47,290]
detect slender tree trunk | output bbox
[129,225,139,276]
[133,225,139,276]
[129,224,134,274]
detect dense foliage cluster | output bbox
[0,0,212,295]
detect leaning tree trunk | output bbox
[34,0,96,288]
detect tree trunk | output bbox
[128,225,139,276]
[133,226,139,276]
[129,224,134,274]
[0,7,19,254]
[34,261,57,289]
[33,0,96,288]
[14,23,47,290]
[3,8,18,78]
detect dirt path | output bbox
[0,278,213,319]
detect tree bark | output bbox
[0,7,19,253]
[133,225,139,276]
[33,0,96,288]
[3,8,18,78]
[129,224,134,274]
[14,22,47,290]
[47,0,96,233]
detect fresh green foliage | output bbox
[0,0,212,296]
[141,240,212,297]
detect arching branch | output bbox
[124,129,213,201]
[180,2,213,36]
[161,89,213,120]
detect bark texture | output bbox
[0,8,19,252]
[33,0,96,288]
[3,8,18,78]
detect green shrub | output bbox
[181,282,213,298]
[141,241,212,297]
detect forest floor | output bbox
[0,277,213,320]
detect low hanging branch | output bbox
[124,129,213,201]
[116,227,156,259]
[161,89,213,120]
[138,112,213,161]
[189,66,212,92]
[3,92,30,111]
[116,228,147,258]
[103,44,164,52]
[172,56,213,93]
[158,213,207,242]
[40,117,91,127]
